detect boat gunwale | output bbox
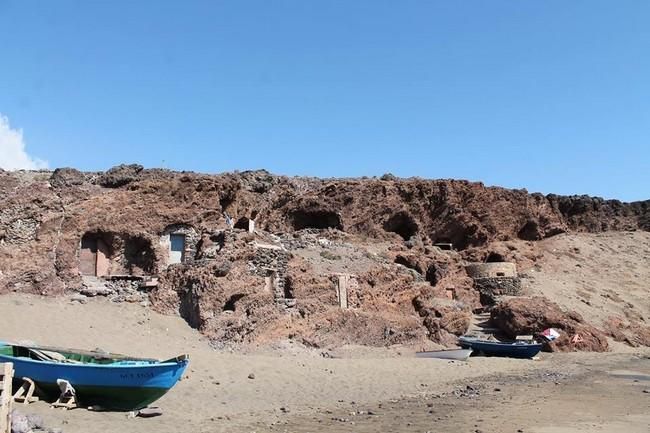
[458,337,542,348]
[415,348,473,354]
[0,353,188,369]
[0,340,163,362]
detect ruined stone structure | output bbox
[465,262,521,305]
[250,243,292,307]
[473,277,523,305]
[465,262,517,278]
[159,224,199,268]
[78,231,156,277]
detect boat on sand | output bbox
[458,336,542,359]
[0,341,188,410]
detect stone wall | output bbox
[159,224,199,268]
[249,243,292,306]
[465,262,517,278]
[0,206,39,245]
[473,277,522,305]
[465,262,520,305]
[78,231,157,277]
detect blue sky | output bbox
[0,1,648,201]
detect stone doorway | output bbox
[79,233,110,276]
[169,234,186,264]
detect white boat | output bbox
[415,348,472,361]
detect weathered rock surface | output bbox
[49,167,87,188]
[0,167,647,349]
[491,297,609,352]
[412,296,472,345]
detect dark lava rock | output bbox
[50,167,86,188]
[99,164,144,188]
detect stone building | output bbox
[465,262,522,305]
[159,224,199,267]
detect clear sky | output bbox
[1,1,648,201]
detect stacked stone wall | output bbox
[474,277,522,305]
[159,224,200,267]
[465,262,517,278]
[250,245,291,305]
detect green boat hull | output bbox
[32,381,171,410]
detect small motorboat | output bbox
[415,348,473,361]
[458,336,542,359]
[0,341,188,410]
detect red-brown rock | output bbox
[491,296,609,352]
[0,168,647,349]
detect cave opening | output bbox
[219,194,235,212]
[179,291,202,329]
[223,293,247,312]
[283,277,294,299]
[383,211,418,241]
[518,220,541,241]
[394,256,424,275]
[433,237,454,250]
[290,209,343,230]
[234,217,251,230]
[425,264,439,286]
[485,252,506,263]
[123,235,156,275]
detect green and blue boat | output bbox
[0,341,188,410]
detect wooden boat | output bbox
[415,348,472,361]
[458,336,542,359]
[0,341,188,410]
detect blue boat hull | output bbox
[458,337,542,359]
[0,353,188,410]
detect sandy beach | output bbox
[2,293,648,433]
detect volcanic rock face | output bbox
[490,297,609,352]
[0,167,648,349]
[412,296,472,345]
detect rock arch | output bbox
[383,211,418,240]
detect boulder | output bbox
[491,296,609,352]
[49,167,86,188]
[98,164,144,188]
[413,296,472,345]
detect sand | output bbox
[0,293,538,433]
[2,293,649,433]
[527,231,650,328]
[271,353,650,432]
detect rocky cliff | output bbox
[1,166,648,349]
